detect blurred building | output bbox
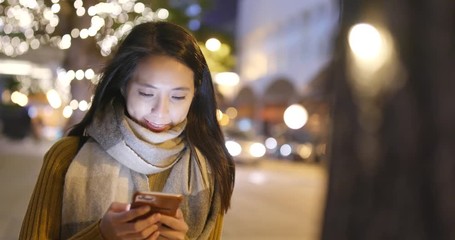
[223,0,339,161]
[233,0,338,113]
[0,46,66,140]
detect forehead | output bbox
[129,55,195,90]
[136,55,193,76]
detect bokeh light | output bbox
[348,23,382,61]
[284,104,308,130]
[46,89,62,109]
[225,140,242,157]
[215,72,240,86]
[265,137,278,150]
[205,38,221,52]
[249,143,266,158]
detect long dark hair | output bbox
[68,21,235,213]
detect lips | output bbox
[144,120,171,132]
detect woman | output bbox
[20,21,235,240]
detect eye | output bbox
[172,96,186,100]
[139,91,154,97]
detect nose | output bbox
[152,96,169,118]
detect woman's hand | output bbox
[99,202,162,240]
[157,209,189,240]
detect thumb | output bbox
[176,208,184,219]
[109,202,130,213]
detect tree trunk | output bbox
[58,0,104,130]
[322,0,455,239]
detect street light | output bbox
[214,72,240,101]
[283,104,308,130]
[205,38,221,52]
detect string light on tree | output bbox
[0,0,172,57]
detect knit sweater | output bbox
[19,136,224,239]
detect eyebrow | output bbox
[134,82,191,91]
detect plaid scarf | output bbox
[61,102,220,239]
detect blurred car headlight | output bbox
[280,144,292,157]
[225,140,242,157]
[249,143,266,158]
[265,137,277,150]
[297,143,313,159]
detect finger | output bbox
[157,225,185,240]
[118,213,161,235]
[141,223,160,238]
[105,202,135,224]
[138,223,160,239]
[176,208,183,219]
[109,202,130,212]
[122,223,160,239]
[159,214,188,232]
[147,231,160,240]
[112,205,151,223]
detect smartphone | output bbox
[130,191,184,219]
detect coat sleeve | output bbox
[19,136,104,240]
[206,213,225,240]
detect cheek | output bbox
[171,101,192,123]
[125,103,139,121]
[126,97,149,121]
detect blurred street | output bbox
[0,136,327,240]
[0,137,53,240]
[223,158,327,240]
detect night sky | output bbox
[202,0,238,36]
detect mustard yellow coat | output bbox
[19,136,224,239]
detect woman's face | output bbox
[125,55,195,132]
